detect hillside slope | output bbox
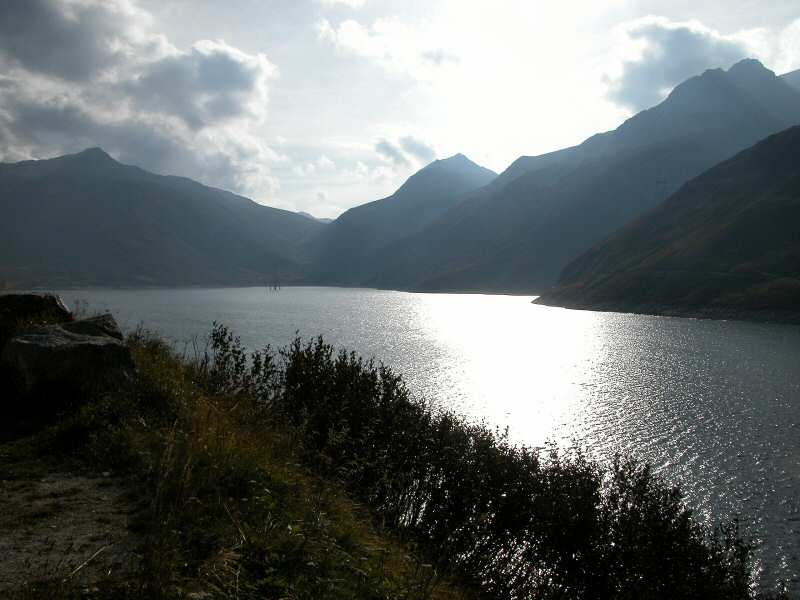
[306,154,496,285]
[0,148,324,287]
[783,68,800,92]
[371,59,800,293]
[534,126,800,322]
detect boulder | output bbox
[0,293,71,325]
[1,314,134,397]
[0,293,72,349]
[61,313,124,341]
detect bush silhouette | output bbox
[202,324,757,600]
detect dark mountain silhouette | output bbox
[534,125,800,322]
[305,154,496,285]
[783,68,800,92]
[366,59,800,293]
[0,148,324,287]
[297,211,333,224]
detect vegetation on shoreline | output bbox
[2,318,791,598]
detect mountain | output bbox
[368,59,800,293]
[783,68,800,92]
[534,126,800,322]
[298,211,333,224]
[0,148,324,287]
[305,154,496,285]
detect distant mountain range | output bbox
[357,59,800,293]
[534,126,800,322]
[0,148,323,287]
[305,154,496,286]
[2,58,799,324]
[297,211,333,224]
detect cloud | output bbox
[122,39,276,130]
[0,0,279,200]
[316,17,458,80]
[606,17,755,111]
[0,0,165,81]
[421,49,459,66]
[319,0,366,8]
[399,136,436,163]
[374,135,436,168]
[775,18,800,73]
[290,155,336,177]
[375,138,410,167]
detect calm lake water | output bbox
[56,286,800,591]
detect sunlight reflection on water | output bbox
[56,286,800,591]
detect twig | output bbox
[223,502,247,544]
[63,543,113,582]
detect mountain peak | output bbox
[686,58,772,87]
[71,147,116,164]
[728,57,770,76]
[725,58,778,87]
[423,153,496,178]
[436,153,471,166]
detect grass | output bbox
[3,326,471,599]
[1,319,793,598]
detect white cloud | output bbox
[316,155,335,169]
[316,17,458,81]
[319,0,366,8]
[775,18,800,73]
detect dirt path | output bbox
[0,460,141,593]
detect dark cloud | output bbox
[0,86,243,191]
[375,138,410,167]
[0,0,150,81]
[0,0,277,198]
[608,18,749,111]
[123,40,272,130]
[399,136,436,164]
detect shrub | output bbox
[224,331,757,600]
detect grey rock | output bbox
[61,313,124,341]
[0,293,71,326]
[1,314,134,395]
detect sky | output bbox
[0,1,798,218]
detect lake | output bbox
[56,286,800,591]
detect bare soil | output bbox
[0,453,141,593]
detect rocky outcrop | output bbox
[0,293,72,348]
[0,293,71,323]
[60,313,125,341]
[1,313,134,396]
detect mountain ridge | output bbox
[782,68,800,92]
[0,148,324,288]
[304,153,496,286]
[364,58,800,293]
[534,125,800,323]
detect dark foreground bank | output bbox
[0,294,792,598]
